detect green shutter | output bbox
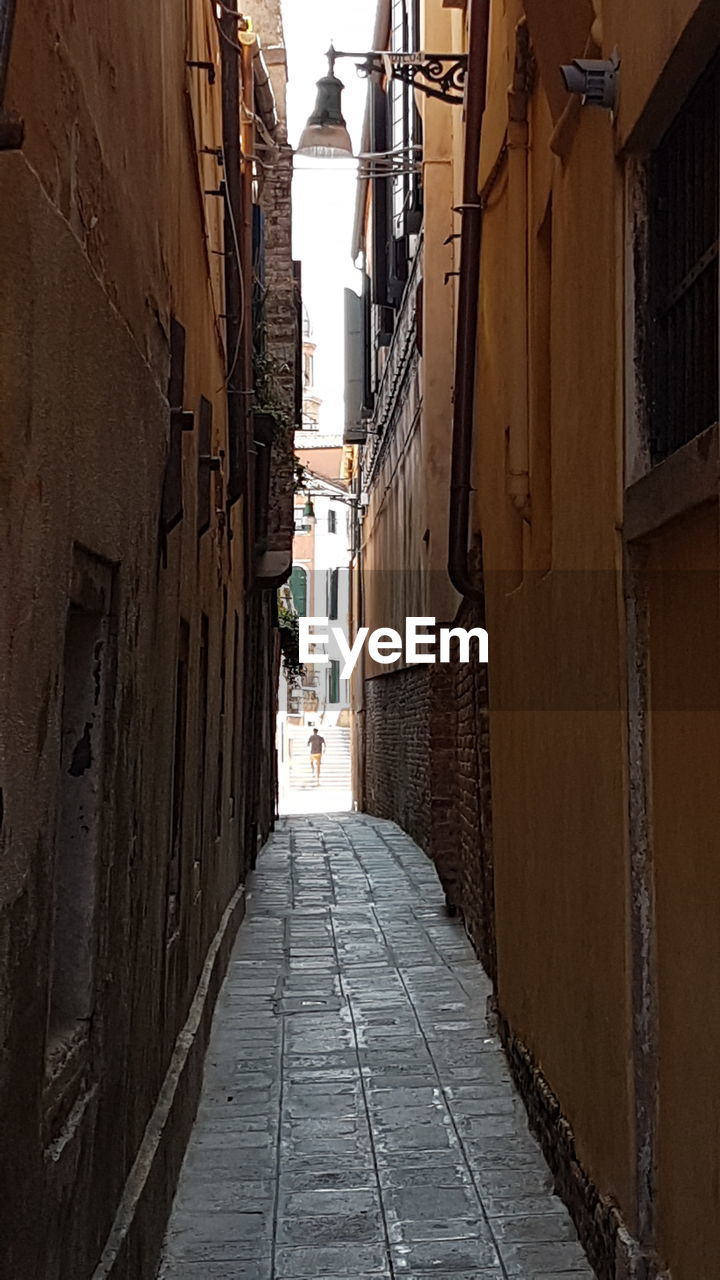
[290,566,307,617]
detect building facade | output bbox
[0,1,296,1275]
[350,1,720,1277]
[277,309,353,798]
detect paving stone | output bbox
[164,1238,273,1264]
[159,1262,271,1280]
[393,1273,501,1280]
[491,1212,580,1244]
[499,1240,593,1274]
[274,1243,389,1276]
[279,1167,376,1194]
[388,1216,493,1244]
[174,1180,274,1214]
[482,1194,569,1219]
[279,1188,380,1218]
[166,1210,272,1246]
[391,1237,501,1271]
[276,1208,384,1246]
[158,814,596,1280]
[384,1183,478,1221]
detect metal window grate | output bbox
[647,49,719,463]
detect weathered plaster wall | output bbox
[360,0,461,666]
[473,0,635,1233]
[645,503,720,1280]
[473,1,720,1274]
[0,0,292,1273]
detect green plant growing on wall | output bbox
[277,598,305,687]
[253,344,307,494]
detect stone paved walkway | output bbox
[159,813,596,1280]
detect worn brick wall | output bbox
[452,601,496,982]
[364,666,432,854]
[363,615,496,979]
[260,142,296,555]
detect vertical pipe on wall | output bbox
[221,2,245,505]
[0,0,17,107]
[241,35,257,578]
[506,22,531,520]
[447,0,490,603]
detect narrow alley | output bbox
[159,814,594,1280]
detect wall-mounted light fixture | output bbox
[560,49,620,111]
[297,43,468,160]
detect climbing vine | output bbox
[253,344,306,492]
[277,599,305,686]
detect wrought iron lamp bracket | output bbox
[329,46,468,105]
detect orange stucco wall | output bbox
[474,0,720,1266]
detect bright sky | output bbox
[281,0,377,433]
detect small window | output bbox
[327,568,339,620]
[48,550,115,1061]
[215,590,228,839]
[196,613,209,858]
[329,660,340,705]
[328,509,337,534]
[646,50,719,462]
[168,619,190,942]
[290,565,308,617]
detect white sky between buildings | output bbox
[281,0,377,434]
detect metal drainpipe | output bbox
[241,35,257,589]
[448,0,491,605]
[0,0,17,107]
[506,21,531,519]
[221,1,245,508]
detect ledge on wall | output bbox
[255,548,292,589]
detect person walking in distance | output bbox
[308,728,326,785]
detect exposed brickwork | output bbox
[364,665,432,854]
[363,600,495,979]
[260,142,296,553]
[495,1007,656,1280]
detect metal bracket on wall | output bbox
[187,59,216,84]
[0,112,22,148]
[358,52,468,104]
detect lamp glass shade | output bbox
[296,71,354,158]
[296,122,354,158]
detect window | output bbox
[167,619,190,941]
[230,612,240,821]
[197,396,213,537]
[327,568,339,620]
[161,317,193,536]
[215,590,228,839]
[328,509,337,534]
[290,565,308,617]
[329,660,340,705]
[369,3,423,313]
[389,0,423,296]
[48,550,115,1060]
[196,613,209,861]
[646,50,719,463]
